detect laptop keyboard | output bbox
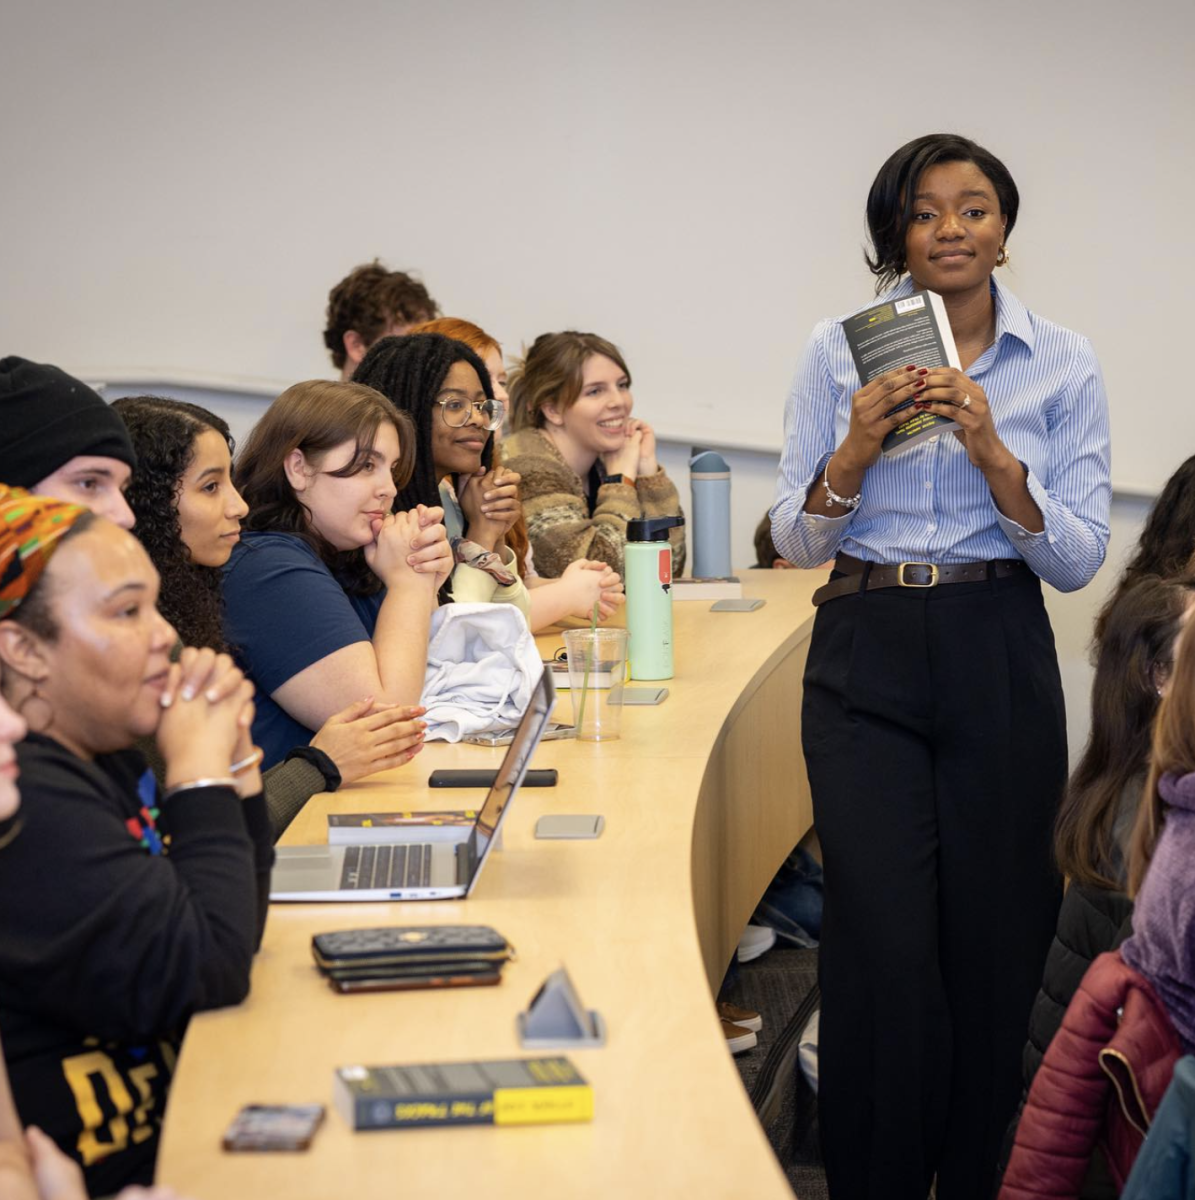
[340,843,434,890]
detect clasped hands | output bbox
[158,646,261,798]
[458,466,522,552]
[599,418,658,485]
[365,504,454,592]
[841,365,1016,474]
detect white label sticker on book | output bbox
[894,295,926,314]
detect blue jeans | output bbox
[751,845,823,948]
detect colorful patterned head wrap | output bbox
[0,485,89,619]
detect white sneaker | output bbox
[736,924,777,963]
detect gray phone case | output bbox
[534,815,605,840]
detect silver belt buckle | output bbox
[897,561,939,588]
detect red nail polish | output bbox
[905,364,916,371]
[914,402,926,410]
[917,368,929,376]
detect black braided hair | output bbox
[111,395,232,651]
[352,332,495,519]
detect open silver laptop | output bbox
[269,669,555,902]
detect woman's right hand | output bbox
[364,511,421,587]
[837,365,929,470]
[157,651,255,788]
[310,697,428,784]
[560,559,625,620]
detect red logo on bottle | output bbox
[658,548,671,587]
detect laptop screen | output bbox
[467,668,556,890]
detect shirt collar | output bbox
[881,274,1036,355]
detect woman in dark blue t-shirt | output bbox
[224,380,453,767]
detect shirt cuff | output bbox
[992,467,1055,549]
[800,508,856,530]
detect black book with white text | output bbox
[841,290,962,456]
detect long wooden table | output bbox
[157,568,821,1198]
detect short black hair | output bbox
[865,133,1020,292]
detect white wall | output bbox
[7,0,1187,762]
[4,0,1194,488]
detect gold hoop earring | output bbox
[16,684,54,733]
[996,244,1010,268]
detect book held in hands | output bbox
[841,290,962,456]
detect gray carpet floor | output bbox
[722,945,827,1200]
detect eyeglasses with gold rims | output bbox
[434,395,505,432]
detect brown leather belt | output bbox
[811,553,1029,607]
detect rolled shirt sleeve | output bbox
[992,339,1111,593]
[770,324,858,568]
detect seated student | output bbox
[1003,613,1195,1192]
[0,485,271,1196]
[113,395,427,836]
[1123,616,1195,1052]
[503,332,686,579]
[353,332,532,616]
[324,260,439,381]
[0,357,137,529]
[0,691,183,1200]
[223,380,453,769]
[1094,454,1195,644]
[752,513,795,569]
[997,573,1195,1194]
[412,318,625,630]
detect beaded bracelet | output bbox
[823,461,862,511]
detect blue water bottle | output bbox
[689,448,732,579]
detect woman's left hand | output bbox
[627,419,658,478]
[914,369,1014,473]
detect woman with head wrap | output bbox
[0,484,271,1196]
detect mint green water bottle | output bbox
[624,515,686,681]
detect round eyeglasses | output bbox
[434,396,505,432]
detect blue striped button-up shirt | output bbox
[770,276,1111,593]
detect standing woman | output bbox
[771,134,1111,1198]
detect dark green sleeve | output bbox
[261,756,328,841]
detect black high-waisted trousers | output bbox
[802,569,1065,1200]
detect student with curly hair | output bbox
[503,331,686,579]
[411,318,624,630]
[324,260,439,381]
[353,333,532,617]
[112,396,428,836]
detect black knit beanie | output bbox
[0,356,136,488]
